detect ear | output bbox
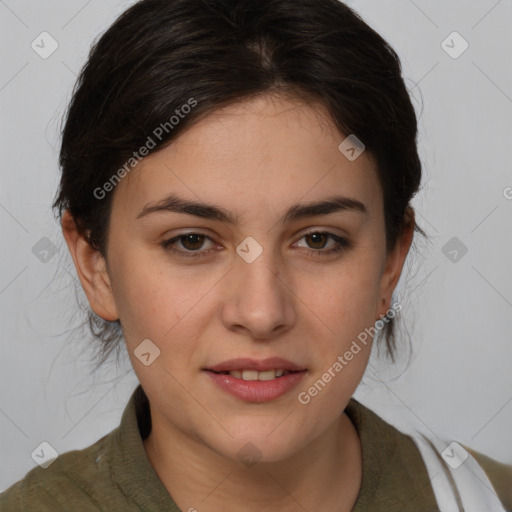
[377,207,415,316]
[61,210,119,321]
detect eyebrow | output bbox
[136,193,367,224]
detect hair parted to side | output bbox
[54,0,424,364]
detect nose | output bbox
[221,248,296,341]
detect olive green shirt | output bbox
[1,386,510,511]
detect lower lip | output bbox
[205,370,306,403]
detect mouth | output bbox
[204,358,307,402]
[205,357,305,374]
[207,368,297,381]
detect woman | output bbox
[1,0,510,510]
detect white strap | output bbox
[410,433,507,512]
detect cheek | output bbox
[108,247,220,354]
[294,249,384,408]
[294,256,382,414]
[306,251,384,335]
[106,247,173,340]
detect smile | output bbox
[211,369,292,380]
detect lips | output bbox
[206,357,305,373]
[219,369,290,380]
[204,357,307,402]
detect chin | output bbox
[203,427,308,467]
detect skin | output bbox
[62,93,414,511]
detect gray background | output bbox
[1,0,511,491]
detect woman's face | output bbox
[74,94,411,463]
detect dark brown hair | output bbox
[54,0,423,363]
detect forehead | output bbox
[112,93,382,221]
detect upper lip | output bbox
[206,357,305,373]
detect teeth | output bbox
[242,370,259,381]
[226,369,290,380]
[258,370,276,381]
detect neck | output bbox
[143,411,362,512]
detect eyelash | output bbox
[160,231,350,259]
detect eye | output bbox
[294,231,350,256]
[161,230,350,259]
[160,232,217,258]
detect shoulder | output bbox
[346,399,512,511]
[466,447,512,511]
[346,398,440,510]
[0,386,170,512]
[1,386,176,512]
[0,429,123,512]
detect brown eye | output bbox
[161,232,217,259]
[305,232,329,250]
[295,231,350,257]
[180,234,206,251]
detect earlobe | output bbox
[61,210,119,321]
[378,209,415,315]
